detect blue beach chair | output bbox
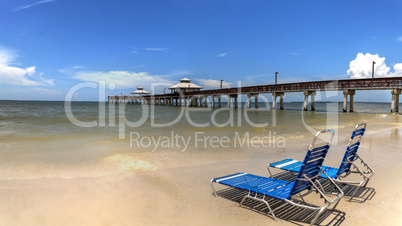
[268,123,374,201]
[210,130,343,226]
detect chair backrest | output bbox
[289,129,335,196]
[336,123,366,175]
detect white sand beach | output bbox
[0,120,401,225]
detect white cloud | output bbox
[195,79,231,88]
[144,47,167,52]
[131,47,168,53]
[393,63,402,77]
[347,53,402,79]
[347,53,392,79]
[397,36,402,42]
[71,65,86,70]
[217,51,233,57]
[0,48,54,86]
[14,0,56,11]
[0,48,16,64]
[65,68,174,89]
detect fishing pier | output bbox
[108,77,402,113]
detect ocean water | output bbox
[0,100,401,179]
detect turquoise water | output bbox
[0,100,401,180]
[0,100,400,139]
[1,100,400,144]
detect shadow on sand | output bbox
[216,187,345,226]
[213,171,375,225]
[271,171,376,203]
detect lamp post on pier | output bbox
[372,61,376,87]
[275,72,279,85]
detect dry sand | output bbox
[0,127,401,225]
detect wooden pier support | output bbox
[303,91,316,111]
[227,94,238,108]
[212,95,221,107]
[198,96,206,107]
[192,97,196,107]
[247,93,259,109]
[311,94,315,111]
[343,90,355,112]
[272,92,284,109]
[391,89,401,113]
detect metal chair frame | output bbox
[211,130,344,226]
[268,123,375,201]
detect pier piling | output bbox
[303,91,316,111]
[212,95,222,107]
[391,89,401,113]
[272,92,284,110]
[247,93,259,109]
[343,90,355,112]
[227,94,238,108]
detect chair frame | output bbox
[268,123,375,201]
[211,130,344,226]
[331,123,375,200]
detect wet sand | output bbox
[0,125,401,225]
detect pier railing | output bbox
[108,77,402,112]
[144,77,402,98]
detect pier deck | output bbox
[108,77,402,112]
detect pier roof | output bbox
[169,78,203,89]
[131,86,150,95]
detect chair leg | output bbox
[349,182,364,201]
[239,195,249,207]
[210,180,217,197]
[240,195,279,222]
[267,166,273,177]
[297,193,306,203]
[362,178,370,188]
[330,195,342,210]
[310,206,327,226]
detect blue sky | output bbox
[0,0,401,102]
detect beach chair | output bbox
[210,130,343,226]
[268,123,374,201]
